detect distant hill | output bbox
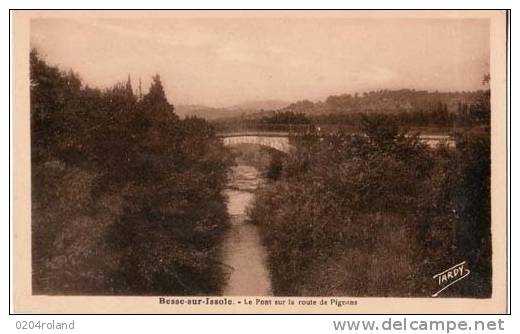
[175,104,236,120]
[227,99,290,112]
[278,89,485,116]
[177,90,486,121]
[175,99,290,120]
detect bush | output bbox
[249,114,491,297]
[30,50,232,295]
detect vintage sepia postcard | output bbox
[11,10,508,314]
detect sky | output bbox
[30,16,490,107]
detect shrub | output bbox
[249,115,491,297]
[30,50,231,295]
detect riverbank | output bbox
[248,120,491,297]
[30,51,232,295]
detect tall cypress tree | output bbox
[141,74,176,122]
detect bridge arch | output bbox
[220,134,294,153]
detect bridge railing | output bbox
[215,124,454,148]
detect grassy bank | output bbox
[248,114,491,297]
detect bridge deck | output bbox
[216,131,452,141]
[216,131,292,138]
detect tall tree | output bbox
[141,74,177,122]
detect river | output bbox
[221,165,272,296]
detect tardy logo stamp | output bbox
[432,261,471,297]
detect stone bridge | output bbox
[217,132,294,153]
[217,131,453,153]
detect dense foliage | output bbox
[30,50,232,295]
[249,109,491,296]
